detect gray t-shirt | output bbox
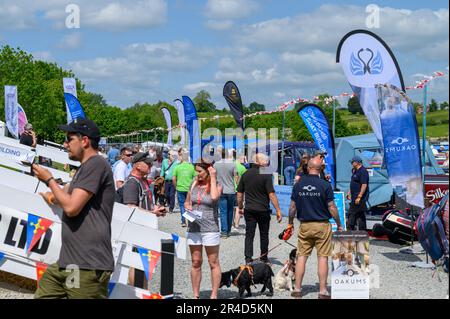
[214,159,237,195]
[58,155,115,271]
[122,176,153,211]
[187,185,219,233]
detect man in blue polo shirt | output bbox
[287,155,342,299]
[346,156,369,231]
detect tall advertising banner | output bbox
[297,104,337,189]
[336,30,405,146]
[161,107,173,146]
[223,81,244,129]
[4,86,18,139]
[63,93,86,122]
[376,84,424,208]
[174,99,186,146]
[331,231,370,299]
[17,104,28,137]
[63,78,78,124]
[182,96,201,163]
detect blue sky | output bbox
[0,0,448,110]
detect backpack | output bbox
[415,194,449,272]
[115,176,149,209]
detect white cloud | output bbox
[235,5,449,55]
[204,0,258,30]
[68,40,215,106]
[204,19,234,30]
[416,39,449,62]
[280,50,340,73]
[0,3,36,29]
[84,0,167,30]
[58,32,82,50]
[32,51,54,62]
[205,0,258,20]
[124,41,214,71]
[183,82,218,92]
[0,0,168,31]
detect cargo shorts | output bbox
[34,263,112,299]
[297,221,332,257]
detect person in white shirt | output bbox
[431,146,439,156]
[113,146,133,189]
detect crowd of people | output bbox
[27,118,372,299]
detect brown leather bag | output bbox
[153,176,166,196]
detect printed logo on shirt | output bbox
[302,185,317,192]
[298,185,321,197]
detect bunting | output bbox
[136,246,161,282]
[26,214,53,253]
[35,261,48,286]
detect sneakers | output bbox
[220,233,228,239]
[181,222,187,227]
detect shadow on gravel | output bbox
[381,252,422,262]
[369,240,406,248]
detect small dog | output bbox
[220,262,274,298]
[274,261,295,292]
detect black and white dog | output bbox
[220,262,274,298]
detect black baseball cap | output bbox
[132,152,153,165]
[58,118,100,140]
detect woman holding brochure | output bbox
[184,162,222,299]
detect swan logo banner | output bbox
[337,30,404,147]
[350,48,383,76]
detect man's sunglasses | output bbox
[124,153,133,157]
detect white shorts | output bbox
[187,232,220,246]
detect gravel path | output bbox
[157,210,448,299]
[1,210,448,299]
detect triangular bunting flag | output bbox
[171,233,179,244]
[26,214,53,253]
[0,252,5,263]
[35,262,48,287]
[141,293,163,299]
[148,250,161,283]
[136,247,161,282]
[136,246,150,281]
[108,282,116,297]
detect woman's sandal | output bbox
[291,290,302,299]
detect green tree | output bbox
[440,101,449,110]
[347,96,363,115]
[193,90,216,112]
[428,99,438,112]
[248,101,265,112]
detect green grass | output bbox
[339,109,449,138]
[418,124,449,138]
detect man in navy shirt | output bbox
[346,156,369,230]
[287,155,342,299]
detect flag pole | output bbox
[332,99,336,137]
[422,84,427,184]
[280,108,286,185]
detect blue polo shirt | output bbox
[350,166,369,204]
[291,174,334,221]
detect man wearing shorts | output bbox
[287,155,342,299]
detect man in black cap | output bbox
[32,118,115,299]
[346,155,369,230]
[122,152,166,216]
[122,152,166,290]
